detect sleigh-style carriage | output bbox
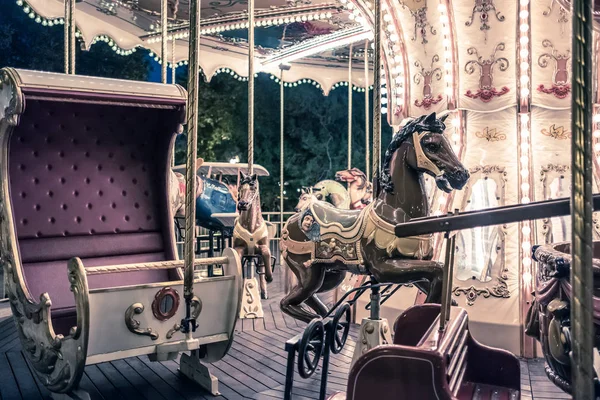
[0,68,242,398]
[525,241,600,395]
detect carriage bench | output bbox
[328,303,520,400]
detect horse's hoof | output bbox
[266,276,273,283]
[451,299,458,306]
[261,293,268,300]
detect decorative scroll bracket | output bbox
[124,303,159,340]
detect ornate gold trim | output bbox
[452,165,510,305]
[0,68,24,126]
[452,280,510,306]
[124,303,159,340]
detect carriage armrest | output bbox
[84,257,229,276]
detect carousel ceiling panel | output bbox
[392,0,447,115]
[21,0,373,89]
[453,0,517,111]
[531,0,572,109]
[136,0,338,20]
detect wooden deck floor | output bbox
[0,270,570,400]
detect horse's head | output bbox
[335,168,366,185]
[237,171,259,212]
[295,187,324,212]
[380,112,469,194]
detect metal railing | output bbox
[173,211,295,277]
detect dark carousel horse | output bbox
[279,112,470,322]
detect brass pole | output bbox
[364,40,370,178]
[161,0,168,84]
[372,0,381,180]
[69,0,75,74]
[570,0,594,397]
[172,37,176,84]
[280,68,285,233]
[247,0,255,175]
[64,0,75,74]
[183,0,201,337]
[348,44,353,170]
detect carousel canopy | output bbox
[19,0,374,93]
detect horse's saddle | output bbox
[310,200,364,234]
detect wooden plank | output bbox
[168,357,257,399]
[0,317,15,337]
[6,351,43,400]
[85,365,123,400]
[96,362,146,400]
[211,358,271,394]
[258,384,320,400]
[0,353,22,400]
[253,316,265,332]
[110,359,166,400]
[122,357,186,400]
[137,357,210,400]
[79,371,107,400]
[243,329,353,371]
[158,360,240,400]
[24,353,52,400]
[0,331,20,352]
[269,304,288,331]
[233,333,349,383]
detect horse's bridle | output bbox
[239,183,259,206]
[413,131,443,177]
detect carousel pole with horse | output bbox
[232,1,273,319]
[279,110,470,362]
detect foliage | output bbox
[175,68,393,211]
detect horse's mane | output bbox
[379,112,447,194]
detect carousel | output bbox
[0,0,598,399]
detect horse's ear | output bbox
[240,171,247,181]
[440,113,449,123]
[424,112,436,124]
[251,174,257,181]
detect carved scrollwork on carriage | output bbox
[452,165,510,305]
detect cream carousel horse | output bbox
[335,167,374,209]
[280,112,470,322]
[233,171,273,299]
[294,180,351,212]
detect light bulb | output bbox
[521,183,530,191]
[523,271,532,283]
[522,225,531,235]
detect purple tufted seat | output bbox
[8,89,185,335]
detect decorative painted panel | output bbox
[454,0,517,111]
[447,109,519,310]
[531,0,572,108]
[395,0,447,115]
[453,166,510,305]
